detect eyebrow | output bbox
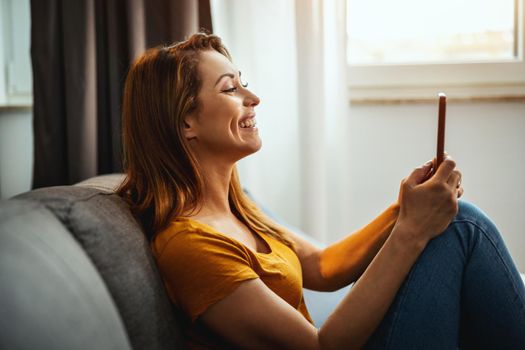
[214,71,241,86]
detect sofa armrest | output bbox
[0,200,131,349]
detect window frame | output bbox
[346,0,525,103]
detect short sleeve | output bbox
[154,230,259,321]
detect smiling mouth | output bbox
[239,118,257,129]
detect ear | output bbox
[183,114,198,141]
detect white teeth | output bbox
[240,118,256,128]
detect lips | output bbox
[238,113,255,124]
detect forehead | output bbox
[198,50,236,83]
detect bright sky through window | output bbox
[347,0,516,64]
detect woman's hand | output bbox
[394,156,463,247]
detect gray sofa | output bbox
[0,174,346,350]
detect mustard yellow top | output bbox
[151,218,313,349]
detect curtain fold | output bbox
[30,0,212,188]
[294,0,328,241]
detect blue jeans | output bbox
[364,200,525,349]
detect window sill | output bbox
[349,83,525,105]
[0,104,32,112]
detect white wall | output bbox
[212,0,302,227]
[210,0,525,272]
[0,109,33,198]
[327,101,525,272]
[1,100,523,272]
[2,0,523,272]
[0,0,32,199]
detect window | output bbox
[346,0,525,102]
[0,0,32,106]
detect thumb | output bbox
[405,161,433,186]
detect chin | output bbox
[247,141,262,155]
[237,140,262,160]
[252,138,262,152]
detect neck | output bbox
[192,157,235,219]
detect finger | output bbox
[433,157,456,183]
[456,173,462,189]
[422,158,436,179]
[447,169,462,188]
[433,151,449,166]
[405,160,434,186]
[436,151,449,167]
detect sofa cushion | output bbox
[0,200,131,350]
[15,186,184,350]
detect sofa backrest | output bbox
[0,200,131,350]
[13,180,185,349]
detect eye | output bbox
[222,87,237,93]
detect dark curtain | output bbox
[30,0,213,188]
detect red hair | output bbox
[118,33,296,250]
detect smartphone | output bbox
[434,92,447,175]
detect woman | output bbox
[118,33,525,349]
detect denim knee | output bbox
[443,199,506,256]
[455,200,483,221]
[452,200,498,235]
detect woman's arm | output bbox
[200,158,462,349]
[319,220,425,349]
[293,156,463,292]
[290,202,400,292]
[200,214,425,350]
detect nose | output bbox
[243,88,260,107]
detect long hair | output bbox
[117,33,296,250]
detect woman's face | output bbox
[184,50,261,163]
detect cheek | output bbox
[216,101,241,128]
[198,95,242,133]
